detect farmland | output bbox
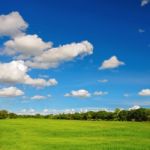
[0,119,150,150]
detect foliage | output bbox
[0,108,150,121]
[0,110,8,119]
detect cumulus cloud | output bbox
[0,60,27,84]
[47,79,58,86]
[4,34,52,56]
[129,105,140,110]
[43,108,49,113]
[24,76,58,87]
[19,108,36,115]
[0,12,93,69]
[98,79,108,83]
[65,89,91,98]
[4,39,93,69]
[0,60,58,87]
[138,89,150,96]
[18,108,54,115]
[25,40,93,69]
[93,91,108,96]
[138,28,145,33]
[0,11,28,37]
[141,0,150,6]
[31,95,46,100]
[0,86,24,97]
[99,56,125,70]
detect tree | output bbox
[118,110,128,121]
[0,110,8,119]
[9,113,17,119]
[113,108,121,120]
[127,108,148,121]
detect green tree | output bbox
[0,110,8,119]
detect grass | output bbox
[0,119,150,150]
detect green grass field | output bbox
[0,119,150,150]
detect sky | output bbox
[0,0,150,114]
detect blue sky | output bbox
[0,0,150,114]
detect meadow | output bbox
[0,119,150,150]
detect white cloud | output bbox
[99,56,125,70]
[24,76,58,87]
[129,105,140,110]
[43,108,49,113]
[4,39,93,69]
[0,12,93,69]
[47,79,58,86]
[29,108,35,113]
[0,10,94,99]
[124,93,130,97]
[141,0,150,6]
[138,28,145,33]
[93,91,108,96]
[25,40,93,69]
[41,108,51,115]
[64,109,75,114]
[0,60,58,87]
[0,86,24,97]
[98,79,108,83]
[65,89,91,98]
[19,108,36,115]
[4,34,52,56]
[0,11,28,37]
[17,107,114,115]
[31,95,46,100]
[138,89,150,96]
[0,60,27,84]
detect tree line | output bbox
[0,108,150,121]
